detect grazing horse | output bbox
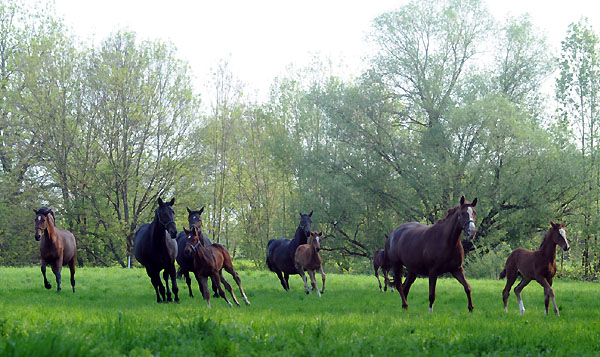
[385,196,477,312]
[266,211,313,291]
[175,206,213,297]
[373,248,393,292]
[34,207,77,293]
[134,197,179,303]
[500,222,570,316]
[183,226,250,308]
[294,231,326,297]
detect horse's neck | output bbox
[290,228,306,248]
[151,217,167,245]
[438,212,462,246]
[45,216,59,245]
[538,233,557,261]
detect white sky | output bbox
[48,0,600,101]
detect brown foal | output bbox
[294,231,326,297]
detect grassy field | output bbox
[0,266,598,356]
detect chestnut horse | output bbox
[175,206,213,298]
[133,197,179,303]
[294,231,326,297]
[266,211,312,291]
[385,196,477,312]
[500,222,570,316]
[183,226,250,308]
[373,248,393,292]
[34,207,77,293]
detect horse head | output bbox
[298,210,313,239]
[550,221,570,251]
[309,231,322,252]
[183,226,203,256]
[187,206,205,230]
[33,207,55,241]
[156,197,177,239]
[458,196,477,239]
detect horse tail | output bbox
[499,268,506,279]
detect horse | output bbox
[500,221,570,316]
[373,248,393,292]
[175,206,213,298]
[34,207,77,293]
[294,231,326,297]
[183,226,250,308]
[385,196,477,312]
[133,197,179,303]
[266,210,313,291]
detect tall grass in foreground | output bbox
[0,267,598,356]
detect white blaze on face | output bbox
[38,216,41,222]
[559,228,569,249]
[467,207,476,233]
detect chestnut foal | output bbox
[500,222,570,316]
[294,231,326,297]
[183,227,250,308]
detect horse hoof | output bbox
[44,282,52,289]
[305,291,310,295]
[402,305,408,310]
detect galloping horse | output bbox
[373,248,393,292]
[500,222,570,316]
[266,211,313,291]
[294,231,326,297]
[134,197,179,303]
[175,206,213,297]
[183,226,250,308]
[385,196,477,312]
[34,207,77,293]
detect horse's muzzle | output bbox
[34,233,40,241]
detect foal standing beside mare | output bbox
[385,196,477,312]
[373,248,393,292]
[34,207,77,293]
[183,226,250,307]
[500,222,570,316]
[266,211,313,291]
[294,231,326,297]
[175,206,213,298]
[134,198,179,303]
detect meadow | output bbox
[0,266,598,356]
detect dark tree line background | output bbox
[1,0,599,280]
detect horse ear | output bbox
[199,206,205,215]
[550,221,557,228]
[183,227,189,234]
[33,209,38,214]
[471,197,477,207]
[187,207,192,214]
[299,211,303,217]
[460,196,465,206]
[158,197,164,206]
[168,198,175,206]
[308,210,313,217]
[318,231,323,236]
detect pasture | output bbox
[0,266,598,356]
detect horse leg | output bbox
[275,270,288,291]
[219,271,240,306]
[299,268,310,294]
[147,268,165,303]
[284,272,290,291]
[223,264,250,305]
[210,276,220,298]
[162,270,173,302]
[513,277,531,316]
[41,262,52,289]
[537,277,559,316]
[392,265,408,309]
[184,271,194,297]
[68,258,76,293]
[169,264,179,303]
[51,262,62,293]
[318,266,326,294]
[451,267,474,312]
[308,269,320,298]
[212,272,233,307]
[402,271,417,297]
[428,274,437,313]
[196,274,211,308]
[502,268,518,313]
[374,266,383,292]
[383,268,393,292]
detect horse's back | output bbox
[57,228,77,262]
[133,223,151,262]
[267,238,296,273]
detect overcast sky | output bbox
[48,0,600,101]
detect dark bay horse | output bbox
[294,231,326,297]
[385,196,477,312]
[183,226,250,308]
[134,197,179,303]
[373,248,393,292]
[175,206,213,297]
[500,222,570,316]
[266,210,313,291]
[34,207,77,293]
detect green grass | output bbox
[0,267,598,356]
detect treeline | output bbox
[1,0,599,280]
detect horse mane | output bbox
[435,206,459,224]
[539,227,555,249]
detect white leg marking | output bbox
[504,306,507,313]
[429,304,434,314]
[519,299,525,316]
[552,296,559,316]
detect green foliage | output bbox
[0,267,599,355]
